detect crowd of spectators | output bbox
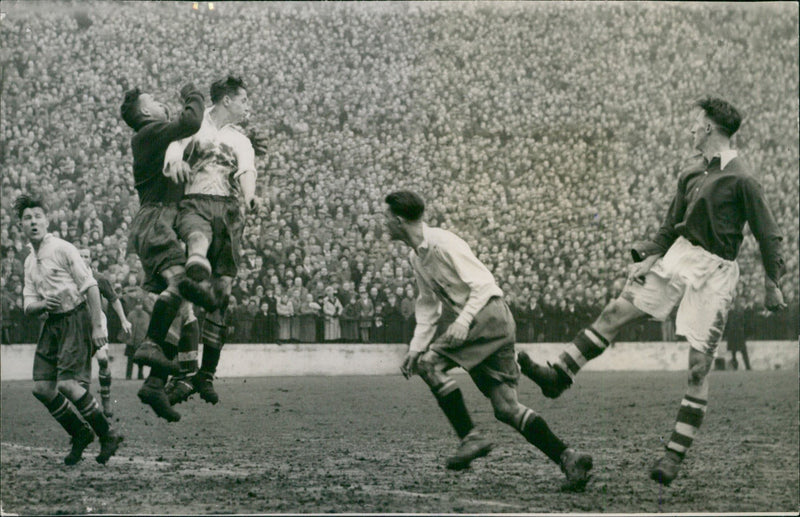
[1,2,798,346]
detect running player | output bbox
[120,83,208,422]
[385,190,593,491]
[162,75,258,405]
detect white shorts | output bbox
[621,236,739,355]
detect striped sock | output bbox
[555,327,610,380]
[34,392,88,437]
[515,408,567,463]
[165,316,182,350]
[200,316,225,375]
[666,395,707,459]
[99,368,112,401]
[74,391,110,439]
[178,319,199,374]
[433,379,474,440]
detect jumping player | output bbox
[120,83,208,422]
[518,97,786,486]
[78,247,132,417]
[385,190,593,491]
[162,75,258,405]
[18,194,123,465]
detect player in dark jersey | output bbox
[518,97,785,486]
[120,83,209,422]
[121,82,268,417]
[78,248,132,417]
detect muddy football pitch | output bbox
[1,369,798,514]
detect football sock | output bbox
[34,392,88,437]
[74,391,111,438]
[146,291,183,346]
[200,314,225,375]
[515,408,567,463]
[165,315,183,351]
[98,364,112,401]
[162,340,178,361]
[665,395,707,460]
[178,319,200,375]
[555,327,610,380]
[432,379,473,440]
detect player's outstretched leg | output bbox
[519,327,611,398]
[34,387,94,465]
[650,348,712,486]
[521,298,648,398]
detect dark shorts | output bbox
[176,195,243,278]
[129,203,186,293]
[33,303,93,384]
[430,297,519,397]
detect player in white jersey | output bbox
[17,194,123,465]
[163,75,257,404]
[385,191,593,491]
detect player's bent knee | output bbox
[417,352,445,382]
[56,379,81,397]
[492,404,519,425]
[32,383,55,401]
[416,353,436,377]
[597,298,641,329]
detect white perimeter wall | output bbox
[1,341,797,381]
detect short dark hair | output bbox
[13,193,46,220]
[385,191,425,221]
[210,75,246,104]
[120,87,146,131]
[695,97,743,138]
